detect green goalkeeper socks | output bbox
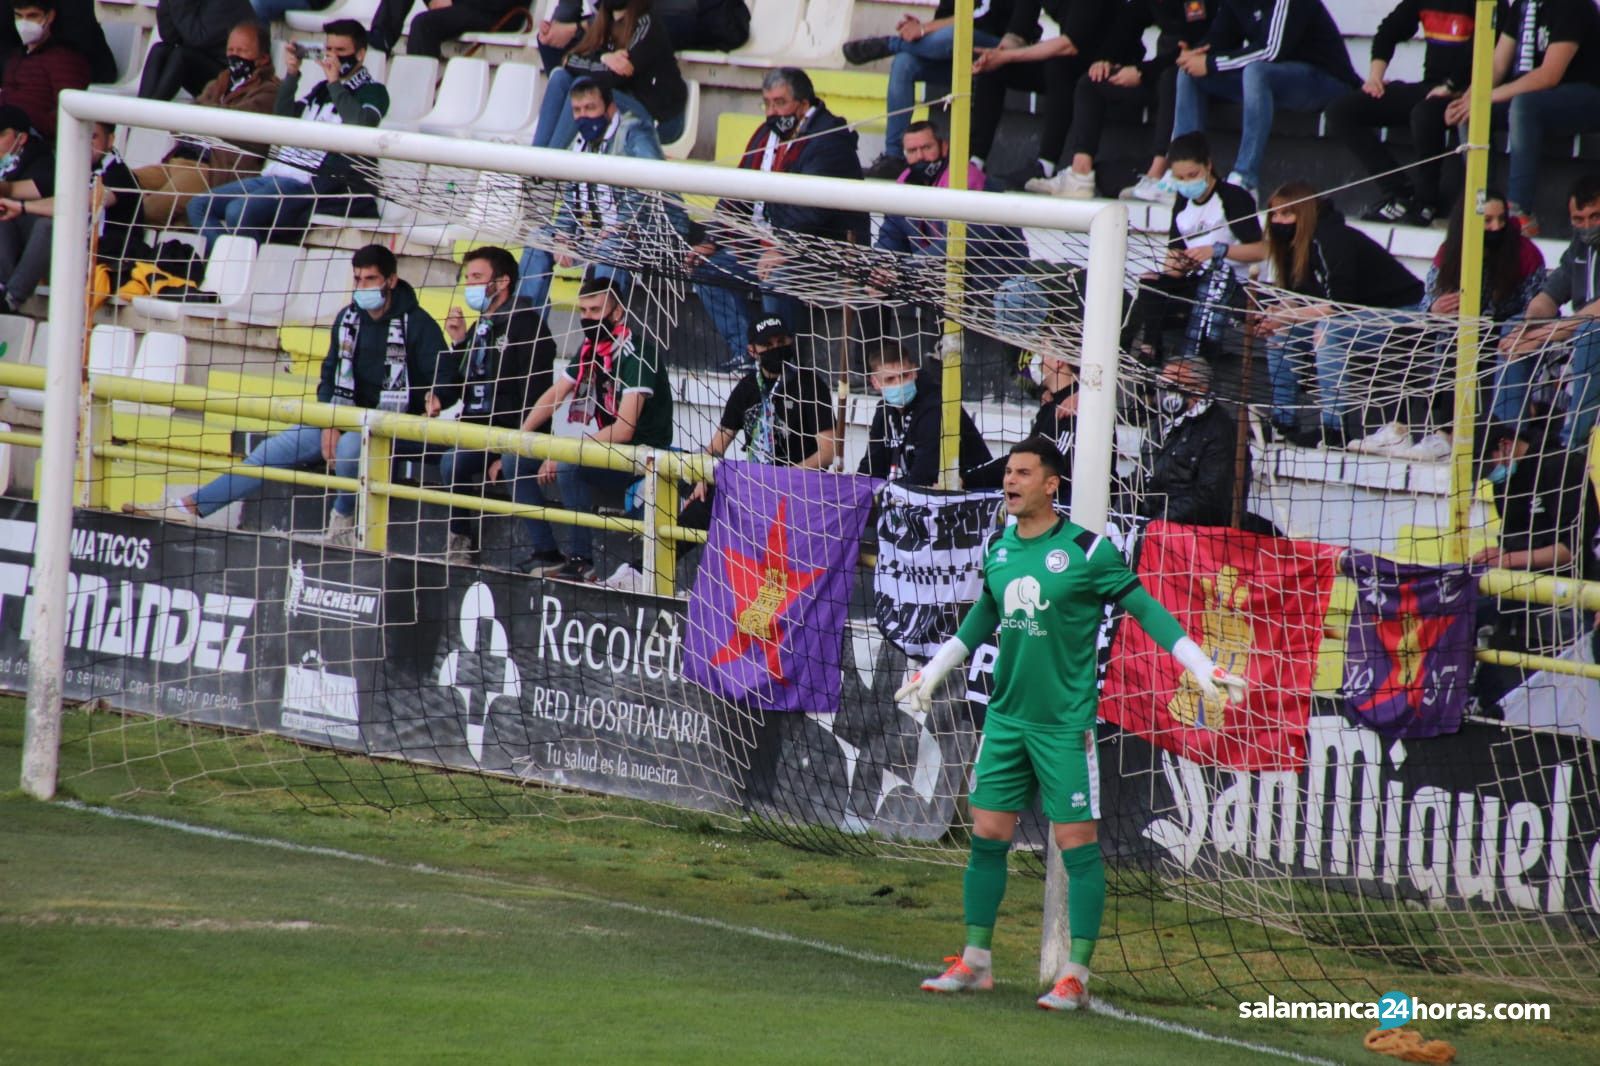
[962,835,1011,949]
[1062,842,1105,967]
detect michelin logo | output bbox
[286,560,381,624]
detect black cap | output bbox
[749,315,788,346]
[0,106,32,136]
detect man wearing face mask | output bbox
[0,0,110,84]
[138,0,256,102]
[127,245,456,545]
[858,341,991,487]
[965,352,1078,496]
[186,19,389,253]
[679,317,838,530]
[435,246,558,565]
[505,275,673,581]
[0,0,88,141]
[1138,356,1243,527]
[132,20,280,229]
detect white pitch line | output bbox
[60,801,1338,1065]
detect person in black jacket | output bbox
[138,0,255,101]
[1256,181,1426,447]
[1171,0,1359,199]
[858,341,992,487]
[369,0,526,58]
[966,350,1077,495]
[531,0,688,149]
[1139,356,1243,527]
[1030,0,1213,202]
[1324,0,1477,226]
[437,246,557,563]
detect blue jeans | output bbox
[515,240,631,306]
[532,67,687,149]
[693,245,758,363]
[1173,62,1350,191]
[1267,314,1389,431]
[191,424,361,518]
[502,452,637,559]
[1495,319,1600,447]
[1503,83,1600,212]
[186,174,315,252]
[439,447,491,539]
[883,27,999,158]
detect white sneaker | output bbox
[1349,423,1411,455]
[920,955,994,993]
[1037,964,1090,1011]
[444,531,475,565]
[1026,168,1095,199]
[1398,431,1451,462]
[601,562,651,593]
[1119,174,1175,205]
[122,496,198,526]
[323,510,357,547]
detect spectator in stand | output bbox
[128,245,457,546]
[536,0,750,70]
[1028,0,1213,202]
[1497,175,1600,448]
[186,20,389,252]
[0,0,110,85]
[138,0,255,102]
[437,245,557,565]
[504,274,674,581]
[532,0,688,150]
[858,341,991,487]
[680,316,837,529]
[1442,0,1600,235]
[841,0,1016,179]
[369,0,527,59]
[1123,132,1265,364]
[0,1,89,140]
[0,119,142,310]
[969,0,1099,188]
[1256,181,1424,448]
[131,20,280,229]
[1138,356,1243,527]
[688,68,867,366]
[1360,190,1545,461]
[1171,0,1358,201]
[966,350,1078,495]
[252,1,325,22]
[516,76,664,308]
[1325,0,1476,227]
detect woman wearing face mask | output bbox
[965,352,1080,496]
[531,0,688,150]
[1255,180,1424,449]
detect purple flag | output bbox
[1340,551,1476,738]
[684,461,879,713]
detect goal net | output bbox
[15,90,1600,1006]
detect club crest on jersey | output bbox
[1045,549,1069,573]
[1000,575,1050,635]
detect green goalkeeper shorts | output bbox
[968,712,1100,823]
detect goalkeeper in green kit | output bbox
[896,436,1245,1011]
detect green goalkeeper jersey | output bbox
[955,517,1187,730]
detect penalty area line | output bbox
[62,801,1335,1065]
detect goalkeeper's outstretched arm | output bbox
[894,587,999,711]
[1118,585,1247,704]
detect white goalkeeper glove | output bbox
[1172,637,1247,705]
[894,637,969,712]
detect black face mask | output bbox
[759,344,793,377]
[1483,227,1508,252]
[226,55,256,83]
[580,316,612,347]
[336,54,359,78]
[1269,221,1297,244]
[772,112,799,137]
[906,158,946,186]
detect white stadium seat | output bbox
[460,62,542,143]
[130,235,260,323]
[381,55,442,130]
[412,57,492,135]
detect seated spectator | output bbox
[438,246,557,565]
[0,0,111,84]
[1171,0,1358,201]
[1123,132,1265,364]
[186,20,389,252]
[505,275,673,581]
[1029,0,1212,202]
[138,0,255,101]
[841,0,1013,179]
[0,0,89,140]
[1497,175,1600,447]
[252,1,323,21]
[127,245,457,546]
[1138,356,1243,526]
[1256,181,1424,448]
[968,0,1095,187]
[532,0,688,151]
[131,20,280,229]
[1442,0,1600,235]
[0,119,142,310]
[680,316,837,529]
[1325,0,1475,227]
[370,0,527,59]
[516,76,663,308]
[1360,190,1544,460]
[688,68,867,365]
[858,341,991,487]
[965,350,1078,493]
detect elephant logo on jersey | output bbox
[1001,575,1051,635]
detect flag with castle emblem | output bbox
[684,461,879,713]
[1100,522,1340,771]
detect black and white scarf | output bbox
[331,301,410,411]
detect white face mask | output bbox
[14,19,45,47]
